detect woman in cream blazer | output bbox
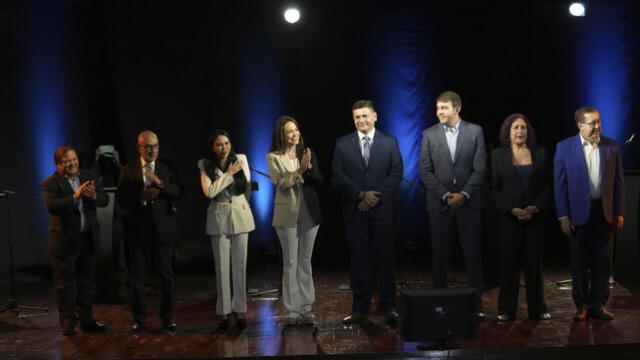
[198,130,255,329]
[267,116,323,326]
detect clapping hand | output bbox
[82,180,97,199]
[298,148,312,174]
[74,180,97,200]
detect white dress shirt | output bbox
[358,128,376,158]
[444,120,461,162]
[580,134,601,199]
[66,175,87,232]
[441,120,469,201]
[140,158,156,205]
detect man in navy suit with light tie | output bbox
[420,91,486,299]
[554,106,624,321]
[332,100,403,324]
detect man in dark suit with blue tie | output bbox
[332,100,403,324]
[554,106,624,321]
[419,91,487,317]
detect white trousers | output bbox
[275,224,319,318]
[210,233,248,315]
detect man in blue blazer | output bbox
[554,106,624,321]
[420,91,486,305]
[332,100,403,324]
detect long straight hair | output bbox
[269,115,305,160]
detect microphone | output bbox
[624,132,635,145]
[250,167,270,178]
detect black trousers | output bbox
[497,214,547,317]
[345,211,396,313]
[129,213,175,322]
[570,200,613,311]
[49,231,96,329]
[428,206,483,289]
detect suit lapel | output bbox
[350,132,366,169]
[56,173,75,196]
[453,121,468,164]
[572,135,589,178]
[132,161,145,191]
[598,138,607,180]
[435,125,453,166]
[154,161,165,179]
[273,153,297,173]
[369,131,384,168]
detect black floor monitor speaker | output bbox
[399,287,479,343]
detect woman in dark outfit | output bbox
[492,113,551,321]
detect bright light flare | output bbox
[284,8,300,24]
[569,2,586,17]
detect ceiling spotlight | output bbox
[569,2,586,17]
[284,8,301,24]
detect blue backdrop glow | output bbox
[25,7,68,182]
[578,2,629,143]
[373,3,436,245]
[236,31,281,246]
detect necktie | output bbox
[144,163,154,186]
[363,136,371,166]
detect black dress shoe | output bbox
[81,321,107,333]
[235,313,247,328]
[384,308,399,323]
[573,308,588,321]
[132,321,145,332]
[476,312,486,321]
[590,308,614,320]
[342,310,366,325]
[163,319,177,333]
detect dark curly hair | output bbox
[202,130,247,196]
[499,113,536,147]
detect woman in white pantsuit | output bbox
[198,130,255,329]
[267,116,323,326]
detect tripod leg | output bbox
[17,305,49,311]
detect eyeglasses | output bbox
[581,121,601,127]
[139,144,159,150]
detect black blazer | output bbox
[491,145,550,216]
[116,159,182,244]
[301,149,323,225]
[41,169,109,256]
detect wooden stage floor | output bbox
[1,265,640,359]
